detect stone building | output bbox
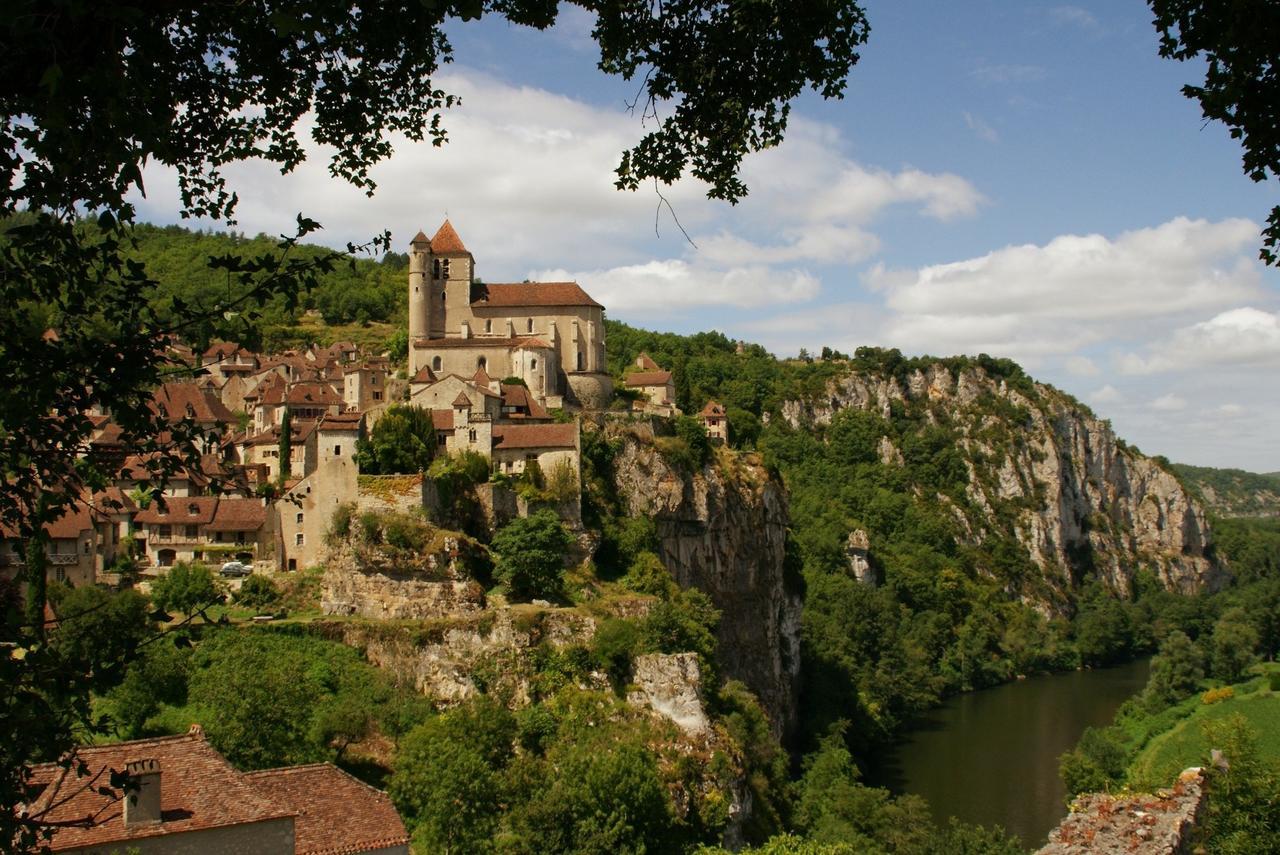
[406,220,613,409]
[133,496,271,570]
[26,726,409,854]
[623,353,677,415]
[0,505,99,588]
[700,400,728,444]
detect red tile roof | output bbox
[625,371,672,387]
[501,384,549,419]
[431,409,455,431]
[411,229,430,245]
[206,498,266,532]
[412,336,551,353]
[153,383,235,426]
[45,505,94,540]
[285,382,343,408]
[700,400,726,418]
[202,341,243,360]
[27,729,292,852]
[244,764,410,855]
[430,219,469,255]
[635,353,661,370]
[473,366,493,387]
[492,423,578,450]
[452,392,473,408]
[409,366,438,384]
[133,496,220,525]
[470,282,601,309]
[318,412,363,432]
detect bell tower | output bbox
[408,230,432,371]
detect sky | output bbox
[130,1,1280,471]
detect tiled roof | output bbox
[245,764,409,855]
[285,382,343,407]
[431,409,454,431]
[492,423,577,450]
[430,219,469,255]
[409,366,438,384]
[470,282,602,309]
[318,412,363,432]
[635,353,661,370]
[133,496,220,525]
[239,419,319,448]
[452,392,473,407]
[412,336,551,353]
[700,400,726,417]
[206,498,266,532]
[473,366,492,387]
[27,729,292,852]
[202,341,243,360]
[44,505,93,540]
[411,229,430,245]
[625,371,672,387]
[153,382,235,426]
[501,384,549,419]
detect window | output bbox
[577,350,585,371]
[438,434,447,447]
[469,429,477,443]
[185,524,198,539]
[159,525,171,538]
[432,356,442,371]
[288,558,297,571]
[477,356,487,371]
[187,503,199,516]
[56,567,66,583]
[484,319,492,333]
[527,318,534,332]
[373,391,382,400]
[295,533,305,546]
[83,541,90,554]
[442,259,451,277]
[334,444,342,456]
[296,512,304,524]
[432,259,441,278]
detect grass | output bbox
[1128,664,1280,790]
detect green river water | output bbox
[870,657,1151,848]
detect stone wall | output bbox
[356,474,425,515]
[1038,768,1207,854]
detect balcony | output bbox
[48,554,80,566]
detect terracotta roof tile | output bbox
[134,496,220,525]
[625,371,672,387]
[700,400,726,417]
[318,412,363,432]
[473,366,493,386]
[245,764,409,855]
[452,392,473,407]
[430,219,469,255]
[28,731,293,852]
[411,229,430,245]
[153,383,235,426]
[206,498,266,532]
[431,409,455,431]
[492,423,578,450]
[635,353,661,370]
[501,384,549,419]
[470,282,601,309]
[285,382,343,408]
[410,366,438,384]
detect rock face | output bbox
[845,529,875,585]
[628,652,711,736]
[783,364,1226,608]
[1038,768,1207,854]
[606,421,801,737]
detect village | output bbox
[0,220,729,593]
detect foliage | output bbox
[1144,630,1206,710]
[1211,608,1260,683]
[1150,0,1280,263]
[48,586,154,694]
[1197,715,1280,853]
[491,510,574,601]
[233,575,282,611]
[150,562,222,619]
[277,406,293,483]
[1212,517,1280,583]
[623,551,678,598]
[355,405,435,474]
[1058,726,1129,797]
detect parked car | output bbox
[219,561,251,577]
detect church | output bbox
[407,220,612,410]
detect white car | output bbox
[219,561,251,577]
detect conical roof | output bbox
[452,391,472,407]
[431,219,469,255]
[410,229,430,246]
[473,366,492,387]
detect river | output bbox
[869,658,1151,848]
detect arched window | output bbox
[527,318,534,333]
[484,319,492,333]
[431,356,442,372]
[477,356,487,371]
[530,358,537,370]
[442,259,451,278]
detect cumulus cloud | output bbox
[530,261,821,314]
[1120,307,1280,374]
[1090,385,1123,404]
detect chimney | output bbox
[123,758,162,827]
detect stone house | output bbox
[405,220,613,409]
[200,342,260,386]
[490,423,580,478]
[276,444,358,572]
[700,400,728,444]
[343,360,390,411]
[26,726,408,854]
[623,353,677,415]
[0,505,98,588]
[409,372,501,419]
[133,496,271,570]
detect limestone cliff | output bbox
[604,420,802,736]
[781,362,1227,609]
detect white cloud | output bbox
[1217,403,1246,418]
[963,112,999,143]
[1065,355,1101,376]
[531,261,821,314]
[1090,384,1123,404]
[1050,6,1100,30]
[1151,393,1187,411]
[1120,307,1280,374]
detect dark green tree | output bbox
[278,406,293,484]
[1150,0,1280,263]
[48,586,154,694]
[1144,630,1205,709]
[1210,607,1260,684]
[355,405,435,474]
[233,574,282,611]
[491,510,574,601]
[149,562,222,619]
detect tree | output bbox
[150,562,222,619]
[491,510,574,601]
[278,406,293,484]
[1144,630,1205,709]
[1150,0,1280,263]
[233,574,282,611]
[1210,607,1260,684]
[355,405,436,474]
[48,586,154,694]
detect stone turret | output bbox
[408,230,430,345]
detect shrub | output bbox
[151,562,222,618]
[326,502,355,545]
[234,574,281,610]
[1202,686,1235,705]
[624,551,676,598]
[383,512,430,552]
[542,460,579,503]
[491,510,574,601]
[358,511,382,544]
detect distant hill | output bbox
[1171,464,1280,518]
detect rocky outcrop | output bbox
[628,653,711,736]
[606,420,801,737]
[1038,768,1207,854]
[328,606,601,706]
[845,529,875,585]
[783,364,1226,608]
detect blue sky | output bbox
[132,2,1280,470]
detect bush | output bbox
[1202,686,1235,705]
[326,502,355,545]
[151,562,222,618]
[382,512,430,551]
[234,574,281,610]
[592,618,642,688]
[624,551,676,598]
[491,510,574,601]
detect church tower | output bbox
[430,219,474,337]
